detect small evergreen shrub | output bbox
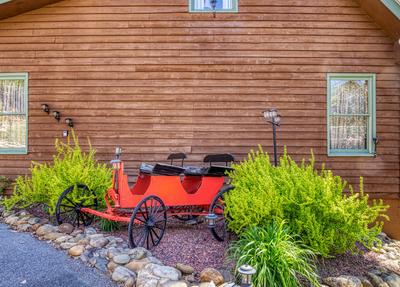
[99,218,121,232]
[225,147,388,257]
[229,222,320,287]
[2,131,112,214]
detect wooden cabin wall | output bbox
[0,1,398,201]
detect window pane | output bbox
[193,0,235,11]
[0,79,26,114]
[0,115,27,149]
[330,116,368,150]
[330,79,368,115]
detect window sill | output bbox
[0,149,28,155]
[327,151,374,157]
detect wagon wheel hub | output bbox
[145,217,155,227]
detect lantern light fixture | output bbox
[205,213,218,228]
[115,146,122,159]
[65,118,74,128]
[41,104,50,114]
[53,111,60,122]
[238,264,256,287]
[262,108,282,166]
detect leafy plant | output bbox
[0,176,10,194]
[229,222,320,287]
[225,146,388,257]
[99,218,121,232]
[2,130,112,214]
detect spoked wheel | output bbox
[209,185,234,242]
[55,184,98,227]
[128,195,167,249]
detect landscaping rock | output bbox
[84,227,97,236]
[381,272,400,287]
[27,217,41,225]
[36,224,57,236]
[94,258,108,273]
[43,232,65,241]
[147,256,163,265]
[200,268,224,286]
[124,277,135,287]
[136,268,160,287]
[108,261,119,273]
[68,245,85,257]
[5,216,19,225]
[323,276,362,287]
[89,236,109,248]
[70,229,83,236]
[359,277,373,287]
[128,247,148,260]
[159,280,188,287]
[16,224,31,232]
[112,266,136,283]
[176,263,194,274]
[198,282,216,287]
[125,258,151,273]
[60,242,77,250]
[113,254,131,265]
[58,223,74,234]
[366,273,389,287]
[145,263,181,281]
[55,235,73,244]
[107,247,120,259]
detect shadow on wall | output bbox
[381,199,400,240]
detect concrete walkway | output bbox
[0,223,116,287]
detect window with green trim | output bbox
[189,0,238,13]
[0,73,28,154]
[327,73,376,156]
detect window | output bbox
[189,0,238,13]
[0,73,28,154]
[327,73,376,156]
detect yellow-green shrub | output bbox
[2,131,112,214]
[225,147,388,257]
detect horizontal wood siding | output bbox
[0,0,399,197]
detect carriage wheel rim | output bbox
[55,184,98,227]
[128,195,167,250]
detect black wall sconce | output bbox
[65,118,74,128]
[41,104,49,114]
[53,111,61,122]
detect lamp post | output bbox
[262,108,282,167]
[238,264,256,287]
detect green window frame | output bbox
[189,0,238,13]
[327,73,376,157]
[0,72,29,154]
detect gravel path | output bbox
[0,223,116,287]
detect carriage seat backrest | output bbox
[167,152,187,167]
[203,153,235,166]
[139,162,184,176]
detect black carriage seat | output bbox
[203,153,235,166]
[167,152,187,167]
[139,162,185,176]
[203,153,235,176]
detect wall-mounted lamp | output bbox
[53,111,60,122]
[65,118,74,128]
[41,104,50,114]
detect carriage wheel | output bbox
[209,185,233,242]
[128,195,167,249]
[55,184,98,227]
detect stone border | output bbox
[0,207,237,287]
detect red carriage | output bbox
[55,147,234,249]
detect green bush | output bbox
[2,131,112,214]
[229,221,320,287]
[225,147,388,257]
